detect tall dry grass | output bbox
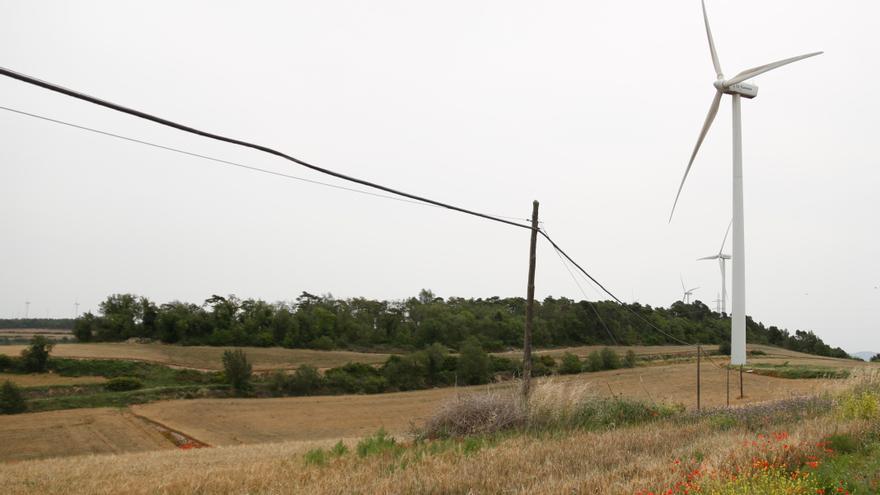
[7,373,876,495]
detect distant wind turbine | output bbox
[669,0,822,366]
[698,220,732,314]
[681,276,699,304]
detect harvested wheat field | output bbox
[0,372,107,387]
[130,360,839,448]
[0,392,871,495]
[0,342,393,371]
[0,408,173,463]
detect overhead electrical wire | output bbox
[0,104,529,223]
[0,65,732,360]
[0,65,533,231]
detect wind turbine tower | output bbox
[24,301,30,319]
[681,276,699,304]
[669,0,822,366]
[698,221,732,314]
[74,300,80,318]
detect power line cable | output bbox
[0,104,530,223]
[543,226,619,345]
[0,65,532,231]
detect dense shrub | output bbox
[105,377,144,391]
[586,351,604,372]
[382,355,427,391]
[457,337,490,385]
[0,354,12,372]
[20,336,54,372]
[288,365,324,395]
[222,349,252,394]
[623,350,637,368]
[324,363,387,394]
[559,352,582,375]
[600,347,620,370]
[0,380,27,414]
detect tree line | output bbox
[0,318,75,330]
[70,290,851,359]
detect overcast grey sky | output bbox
[1,1,877,352]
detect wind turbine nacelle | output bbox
[724,82,758,99]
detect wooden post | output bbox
[726,364,730,407]
[739,365,744,399]
[696,345,701,411]
[521,200,539,399]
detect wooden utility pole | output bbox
[522,200,539,399]
[696,345,701,411]
[726,364,730,407]
[739,365,744,399]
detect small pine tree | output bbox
[457,337,490,385]
[0,380,27,414]
[222,349,252,395]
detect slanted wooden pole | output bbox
[522,200,539,399]
[696,345,701,411]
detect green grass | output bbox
[26,384,228,412]
[744,363,850,379]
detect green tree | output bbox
[424,343,448,386]
[222,349,252,395]
[600,347,620,370]
[623,349,637,368]
[559,352,582,374]
[457,337,490,385]
[20,336,54,372]
[0,380,26,414]
[587,350,604,372]
[288,365,323,395]
[870,354,880,363]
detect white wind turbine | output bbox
[697,220,732,314]
[669,0,822,366]
[681,276,699,304]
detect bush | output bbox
[105,377,144,392]
[457,337,490,385]
[222,349,252,394]
[0,380,27,414]
[559,353,582,375]
[309,336,335,350]
[303,448,327,466]
[600,347,620,370]
[420,391,526,439]
[0,354,12,371]
[623,350,637,368]
[587,351,604,372]
[288,365,324,395]
[20,336,54,372]
[718,340,731,356]
[324,363,387,394]
[382,354,427,391]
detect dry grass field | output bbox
[0,342,392,371]
[1,386,874,494]
[0,372,107,387]
[128,358,841,448]
[0,408,173,463]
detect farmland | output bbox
[0,342,392,371]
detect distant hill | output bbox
[851,351,878,361]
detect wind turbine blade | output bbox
[701,0,723,78]
[690,287,700,292]
[681,275,686,292]
[669,90,722,222]
[719,219,733,254]
[724,51,823,86]
[697,255,719,261]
